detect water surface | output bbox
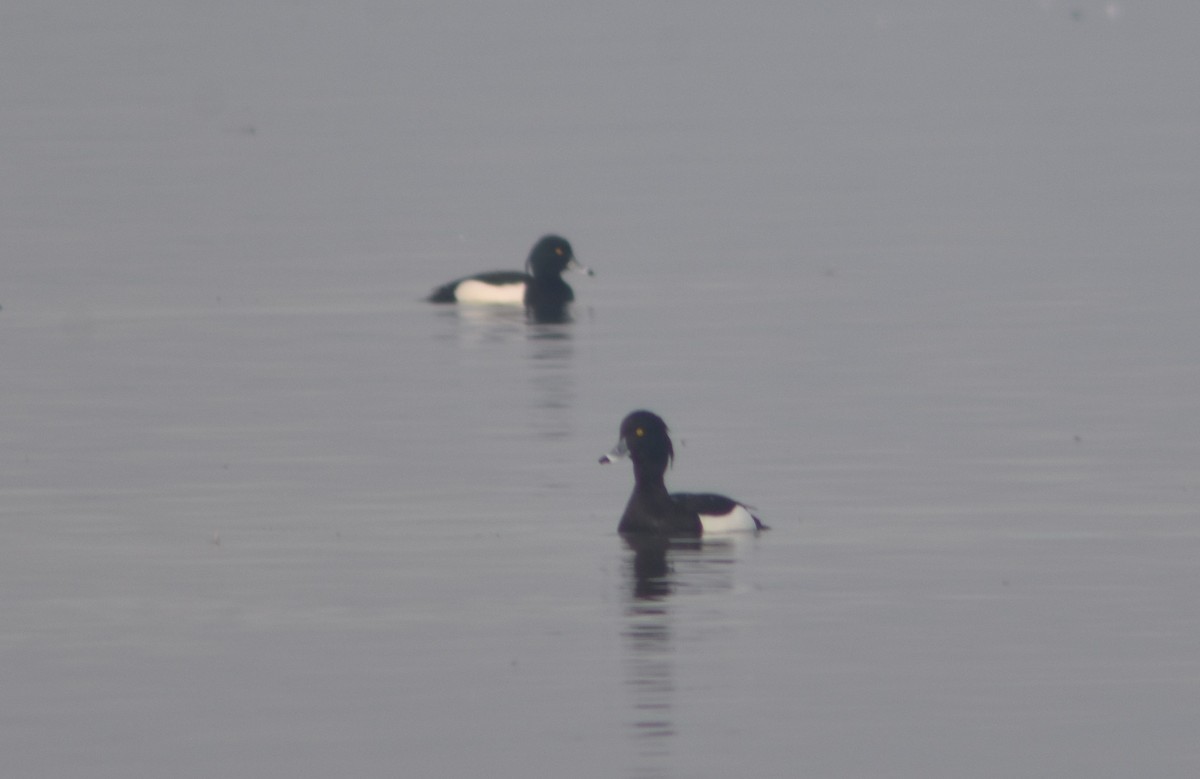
[2,3,1199,777]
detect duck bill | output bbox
[568,257,595,277]
[598,437,629,464]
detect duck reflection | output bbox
[432,305,578,440]
[525,323,575,440]
[432,303,527,347]
[621,536,740,769]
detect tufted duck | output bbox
[427,235,592,321]
[600,410,767,536]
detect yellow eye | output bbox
[554,247,563,255]
[635,428,644,437]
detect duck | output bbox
[600,410,767,536]
[427,235,592,320]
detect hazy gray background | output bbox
[3,2,1198,777]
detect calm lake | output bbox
[3,2,1199,777]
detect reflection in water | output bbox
[432,304,527,347]
[621,537,740,776]
[526,324,574,440]
[432,305,578,440]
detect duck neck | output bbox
[524,274,571,306]
[630,455,671,502]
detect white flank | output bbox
[698,504,760,534]
[454,279,525,304]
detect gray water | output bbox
[3,2,1199,777]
